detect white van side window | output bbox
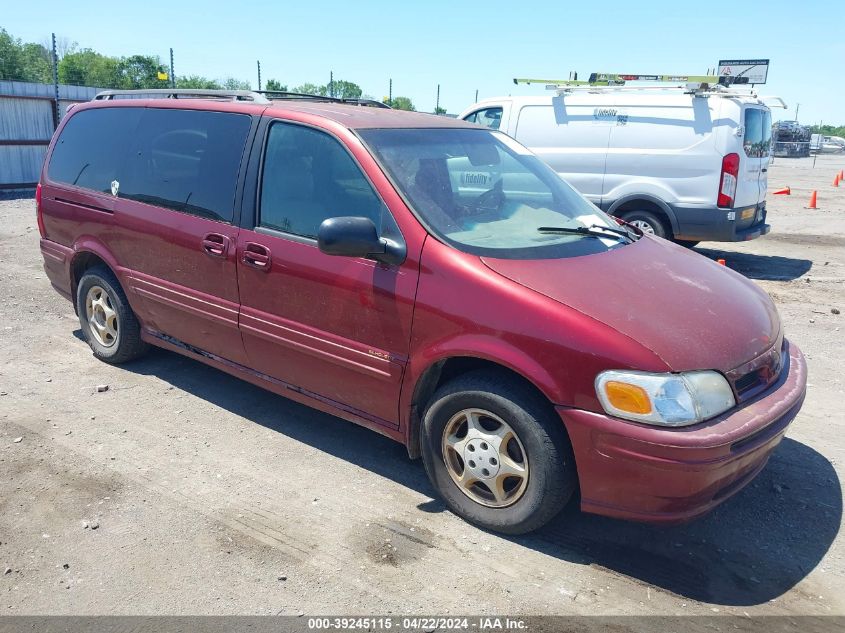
[464,107,502,130]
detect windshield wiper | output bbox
[537,224,634,243]
[587,223,637,241]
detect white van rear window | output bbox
[743,108,773,157]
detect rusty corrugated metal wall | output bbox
[0,81,103,190]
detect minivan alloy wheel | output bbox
[441,408,529,507]
[85,285,118,348]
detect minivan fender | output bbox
[401,336,567,456]
[68,236,131,304]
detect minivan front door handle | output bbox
[202,233,230,258]
[242,242,271,270]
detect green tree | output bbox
[117,54,165,89]
[58,49,121,87]
[292,82,327,96]
[290,79,363,99]
[264,78,287,91]
[17,43,52,83]
[390,96,415,111]
[810,124,845,138]
[223,77,251,90]
[0,28,22,80]
[328,79,362,99]
[176,75,222,89]
[434,106,446,115]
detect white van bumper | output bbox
[670,202,770,242]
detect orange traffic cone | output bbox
[840,169,844,180]
[835,174,841,187]
[806,191,818,209]
[773,186,791,195]
[717,258,726,266]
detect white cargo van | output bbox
[459,89,774,244]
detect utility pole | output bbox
[169,48,175,88]
[794,103,800,122]
[257,60,262,91]
[51,33,59,127]
[329,71,334,98]
[389,78,392,105]
[436,84,440,113]
[475,88,478,102]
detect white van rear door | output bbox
[737,106,771,209]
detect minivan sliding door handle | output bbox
[202,233,230,258]
[242,242,271,270]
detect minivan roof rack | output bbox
[93,89,271,104]
[255,91,391,108]
[513,73,761,98]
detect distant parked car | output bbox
[460,89,775,246]
[815,134,845,154]
[773,120,811,158]
[37,89,806,534]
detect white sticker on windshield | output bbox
[492,131,533,155]
[576,213,608,228]
[576,213,617,247]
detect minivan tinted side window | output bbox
[48,107,142,193]
[259,122,399,240]
[120,109,251,223]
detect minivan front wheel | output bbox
[421,370,577,534]
[76,266,148,364]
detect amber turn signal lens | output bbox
[604,381,653,415]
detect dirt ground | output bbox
[0,155,843,617]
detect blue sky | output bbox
[3,0,842,123]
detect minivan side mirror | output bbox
[317,216,405,266]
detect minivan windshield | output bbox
[359,128,633,259]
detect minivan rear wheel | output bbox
[619,210,668,239]
[420,370,577,534]
[76,266,148,364]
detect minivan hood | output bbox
[481,235,780,372]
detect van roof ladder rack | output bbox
[513,73,761,97]
[93,89,271,104]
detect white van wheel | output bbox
[620,211,668,239]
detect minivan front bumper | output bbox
[559,338,806,524]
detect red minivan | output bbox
[37,90,807,534]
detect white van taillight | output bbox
[36,183,45,237]
[717,153,739,208]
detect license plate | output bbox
[741,208,755,220]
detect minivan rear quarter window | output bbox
[48,107,142,194]
[120,109,251,223]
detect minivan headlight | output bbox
[595,370,736,427]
